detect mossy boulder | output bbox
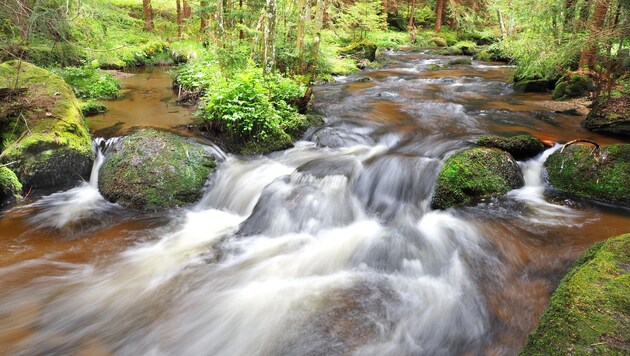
[0,61,93,189]
[544,144,630,206]
[0,166,22,206]
[429,37,447,47]
[431,147,525,209]
[475,134,546,160]
[520,234,630,355]
[448,58,472,66]
[552,73,593,100]
[98,129,216,211]
[338,40,378,62]
[583,96,630,138]
[450,41,477,56]
[475,50,493,62]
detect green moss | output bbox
[451,41,477,56]
[448,58,472,66]
[338,40,378,62]
[431,147,524,209]
[520,234,630,355]
[429,37,447,47]
[0,166,22,204]
[476,134,546,160]
[475,50,492,62]
[583,96,630,138]
[553,74,592,100]
[427,64,446,71]
[0,61,93,188]
[80,99,107,116]
[545,144,630,206]
[98,129,215,211]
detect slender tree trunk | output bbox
[262,0,277,74]
[239,0,245,39]
[434,0,445,32]
[497,9,507,39]
[579,0,609,69]
[217,0,225,38]
[176,0,183,37]
[309,0,327,82]
[183,0,192,18]
[297,0,306,58]
[143,0,154,31]
[407,0,415,30]
[200,0,209,34]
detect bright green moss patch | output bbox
[476,134,546,160]
[544,144,630,206]
[0,166,22,205]
[431,147,524,209]
[0,61,93,188]
[520,234,630,355]
[98,129,216,211]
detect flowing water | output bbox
[1,52,629,355]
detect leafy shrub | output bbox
[200,68,307,148]
[52,62,121,99]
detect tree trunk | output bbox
[262,0,277,74]
[579,0,609,69]
[239,0,245,39]
[217,0,225,37]
[297,0,306,60]
[200,0,209,34]
[407,0,415,30]
[183,0,192,18]
[143,0,154,31]
[434,0,445,32]
[176,0,183,37]
[497,9,507,39]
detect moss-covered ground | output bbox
[520,234,630,355]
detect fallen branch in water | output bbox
[560,139,600,155]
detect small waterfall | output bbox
[27,137,121,230]
[508,145,587,226]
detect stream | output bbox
[1,51,629,355]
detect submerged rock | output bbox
[98,129,215,211]
[0,61,93,188]
[583,96,630,138]
[431,147,524,209]
[544,143,630,206]
[520,233,629,355]
[475,134,546,160]
[0,166,22,206]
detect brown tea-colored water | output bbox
[87,66,195,136]
[1,51,628,355]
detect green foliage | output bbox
[79,99,107,116]
[334,0,387,41]
[52,62,121,99]
[198,68,307,153]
